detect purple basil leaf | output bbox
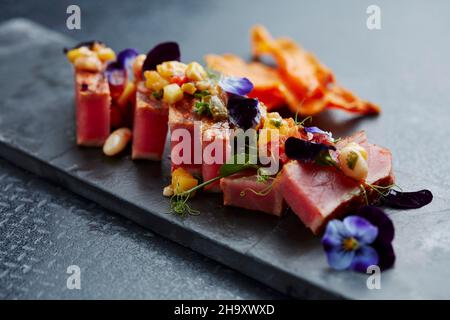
[219,76,254,96]
[105,62,126,86]
[227,95,261,129]
[142,42,180,72]
[284,137,336,161]
[357,205,394,245]
[382,189,433,209]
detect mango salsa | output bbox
[172,168,198,195]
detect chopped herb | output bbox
[269,118,282,128]
[194,101,211,116]
[346,151,359,170]
[209,95,228,121]
[315,150,338,167]
[170,155,260,216]
[255,167,275,183]
[194,90,210,99]
[152,90,163,100]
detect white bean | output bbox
[103,128,132,156]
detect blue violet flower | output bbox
[322,205,395,272]
[219,76,254,96]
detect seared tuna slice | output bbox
[280,131,394,234]
[169,97,202,175]
[132,84,168,160]
[220,171,285,216]
[202,120,230,192]
[75,71,111,147]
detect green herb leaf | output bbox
[269,118,282,128]
[194,90,211,99]
[152,90,163,100]
[194,101,211,116]
[346,151,359,170]
[315,150,338,167]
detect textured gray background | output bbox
[0,159,282,299]
[1,0,450,299]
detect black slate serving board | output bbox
[1,14,450,299]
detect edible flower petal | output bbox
[349,245,379,273]
[105,48,139,85]
[326,247,355,270]
[356,205,394,245]
[322,215,380,272]
[142,42,180,72]
[284,137,336,162]
[117,48,138,71]
[304,126,332,138]
[227,94,261,129]
[356,205,396,270]
[343,216,378,245]
[382,189,433,209]
[105,62,126,86]
[219,76,254,96]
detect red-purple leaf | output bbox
[284,137,336,162]
[142,42,180,73]
[382,189,433,209]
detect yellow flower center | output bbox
[342,237,359,251]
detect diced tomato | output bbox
[170,75,188,86]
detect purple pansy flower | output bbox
[304,126,332,139]
[227,94,260,129]
[322,205,396,272]
[322,216,379,272]
[106,48,139,85]
[219,76,254,96]
[356,206,396,270]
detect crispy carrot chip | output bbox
[206,25,380,116]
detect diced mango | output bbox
[157,61,187,79]
[181,82,197,95]
[96,47,116,62]
[67,46,96,64]
[133,54,146,80]
[172,168,198,195]
[163,83,184,104]
[186,62,207,81]
[144,70,169,92]
[73,55,102,72]
[117,82,136,107]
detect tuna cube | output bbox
[169,97,202,175]
[75,71,111,147]
[132,84,169,160]
[202,120,230,192]
[220,171,285,216]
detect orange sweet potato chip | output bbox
[205,25,380,116]
[204,54,288,110]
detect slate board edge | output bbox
[0,140,346,299]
